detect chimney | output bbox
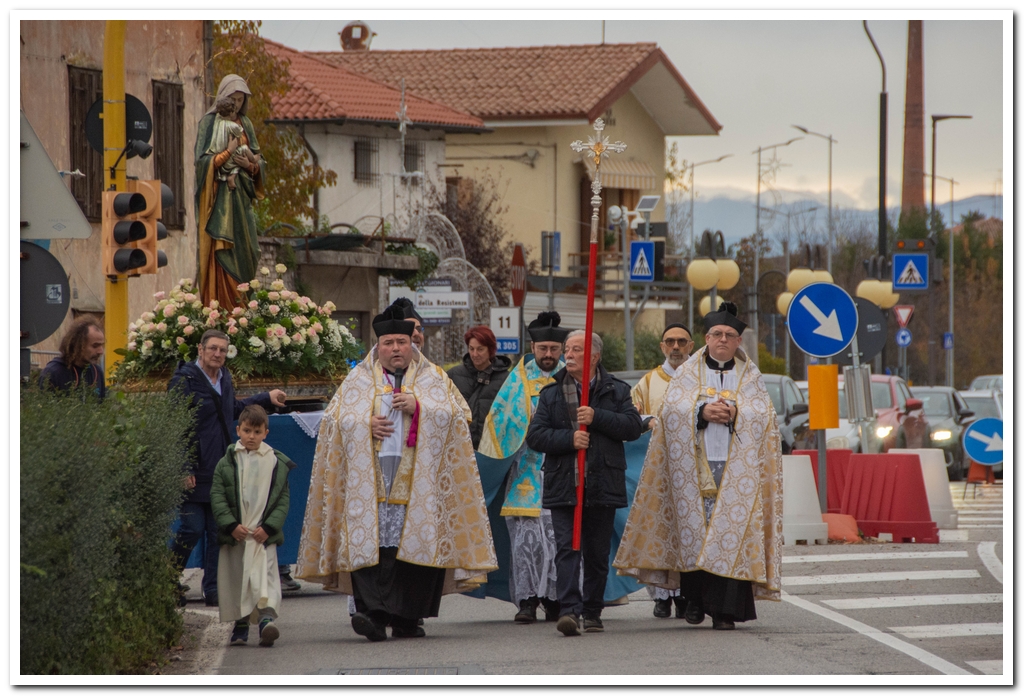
[340,21,376,51]
[900,20,926,219]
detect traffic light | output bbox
[862,254,890,280]
[102,189,147,276]
[895,238,934,251]
[127,179,171,275]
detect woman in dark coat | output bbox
[447,326,512,449]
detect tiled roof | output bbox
[262,39,484,131]
[310,43,721,130]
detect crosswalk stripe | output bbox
[966,660,1003,675]
[783,551,968,564]
[977,541,1002,584]
[822,593,1002,609]
[783,569,979,586]
[955,517,1003,522]
[891,623,1003,639]
[959,524,1002,529]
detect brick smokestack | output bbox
[900,20,926,219]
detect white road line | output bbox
[977,541,1002,584]
[781,592,971,675]
[966,660,1003,675]
[784,570,979,586]
[822,593,1002,609]
[891,623,1003,639]
[783,551,967,564]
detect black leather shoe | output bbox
[541,598,560,622]
[583,616,604,633]
[685,601,706,625]
[391,625,426,638]
[351,612,387,642]
[556,614,581,637]
[514,597,539,624]
[653,598,672,618]
[712,614,735,630]
[673,596,686,619]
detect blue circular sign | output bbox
[962,418,1003,466]
[895,328,912,347]
[786,283,859,358]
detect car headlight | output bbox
[931,430,953,441]
[876,426,893,439]
[827,436,850,450]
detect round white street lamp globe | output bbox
[786,267,815,294]
[776,291,794,316]
[716,259,741,290]
[699,295,714,317]
[811,269,834,284]
[687,258,720,291]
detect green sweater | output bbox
[210,445,295,548]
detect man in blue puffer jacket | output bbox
[168,329,286,606]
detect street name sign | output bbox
[893,305,915,328]
[629,240,655,282]
[415,291,470,309]
[895,328,912,348]
[786,282,858,358]
[892,252,929,291]
[389,278,452,325]
[963,418,1003,466]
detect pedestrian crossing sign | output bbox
[629,240,654,282]
[892,252,929,291]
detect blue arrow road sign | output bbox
[963,417,1003,466]
[629,241,655,282]
[892,252,929,290]
[787,282,859,358]
[895,328,912,347]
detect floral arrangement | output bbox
[112,264,364,383]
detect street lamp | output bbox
[688,230,739,317]
[792,126,838,274]
[687,154,733,331]
[930,114,970,388]
[751,137,801,347]
[863,21,888,257]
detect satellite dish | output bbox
[21,240,71,348]
[84,94,153,157]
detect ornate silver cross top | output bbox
[571,118,627,244]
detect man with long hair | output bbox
[38,316,106,400]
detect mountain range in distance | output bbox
[672,192,1003,251]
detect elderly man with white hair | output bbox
[526,330,643,637]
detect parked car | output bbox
[910,386,976,480]
[836,374,930,452]
[968,374,1002,391]
[795,380,882,454]
[762,374,816,454]
[958,389,1003,475]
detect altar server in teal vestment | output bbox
[479,312,568,623]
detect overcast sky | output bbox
[259,13,1006,213]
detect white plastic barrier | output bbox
[782,454,829,545]
[890,448,959,529]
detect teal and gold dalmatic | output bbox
[478,355,564,517]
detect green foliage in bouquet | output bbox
[113,264,364,382]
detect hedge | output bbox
[20,388,194,674]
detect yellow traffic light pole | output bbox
[103,20,128,382]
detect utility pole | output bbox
[103,20,128,382]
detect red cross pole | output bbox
[569,119,626,550]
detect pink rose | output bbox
[275,326,287,338]
[239,317,248,327]
[184,293,196,303]
[232,307,244,316]
[248,301,258,309]
[177,315,189,326]
[183,325,195,336]
[176,336,185,345]
[291,332,303,343]
[237,283,250,292]
[154,291,166,300]
[143,340,154,349]
[268,291,280,301]
[228,326,239,335]
[155,322,167,332]
[210,310,220,321]
[127,341,137,351]
[209,300,219,310]
[268,304,280,316]
[162,305,175,318]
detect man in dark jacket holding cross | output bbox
[168,329,286,606]
[526,329,642,637]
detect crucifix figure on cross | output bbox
[567,117,627,550]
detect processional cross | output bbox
[567,118,626,550]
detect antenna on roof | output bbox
[340,21,376,51]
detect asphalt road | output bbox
[183,480,1004,681]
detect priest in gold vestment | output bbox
[629,323,694,620]
[615,302,783,630]
[296,305,497,641]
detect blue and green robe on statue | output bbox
[472,354,646,605]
